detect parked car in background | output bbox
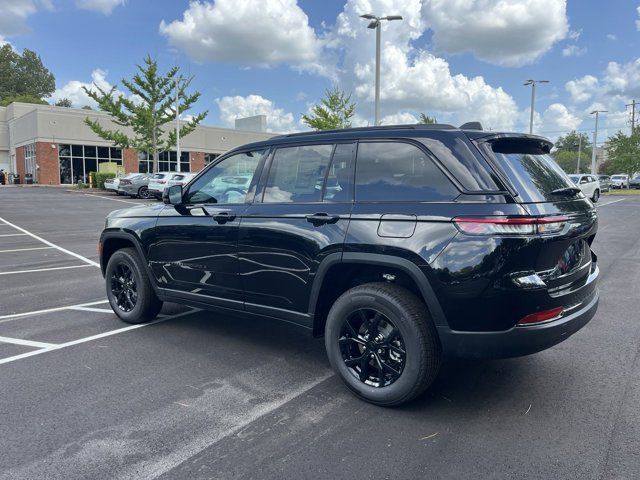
[117,173,152,199]
[610,174,629,189]
[568,174,601,202]
[629,176,640,189]
[105,173,136,195]
[100,124,600,406]
[167,172,196,190]
[147,172,173,200]
[597,175,611,192]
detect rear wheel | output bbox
[138,186,150,199]
[325,282,441,406]
[592,189,600,202]
[106,247,162,324]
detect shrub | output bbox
[91,172,117,189]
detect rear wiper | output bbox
[551,186,581,196]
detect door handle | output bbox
[306,212,340,226]
[212,212,236,224]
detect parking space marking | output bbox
[0,308,199,366]
[0,233,28,238]
[68,306,114,313]
[0,246,55,254]
[0,336,56,349]
[598,198,627,207]
[0,264,93,276]
[0,216,100,267]
[82,193,143,205]
[0,300,109,322]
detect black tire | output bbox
[138,186,150,199]
[325,282,441,407]
[592,189,599,202]
[105,247,162,324]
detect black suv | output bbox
[100,124,599,406]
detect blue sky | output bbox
[3,0,640,141]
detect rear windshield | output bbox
[611,175,626,180]
[480,137,577,203]
[151,174,166,180]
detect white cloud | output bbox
[75,0,126,15]
[606,34,617,41]
[421,0,569,67]
[636,6,640,31]
[562,45,587,57]
[380,112,419,125]
[603,58,640,98]
[49,69,117,108]
[159,0,325,74]
[216,94,296,133]
[0,0,51,38]
[542,103,581,132]
[566,75,599,103]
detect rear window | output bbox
[151,174,166,180]
[480,137,577,203]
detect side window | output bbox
[323,143,354,202]
[355,142,458,202]
[262,144,333,203]
[185,149,265,204]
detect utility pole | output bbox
[576,135,582,174]
[626,99,636,134]
[524,79,549,134]
[175,77,181,172]
[590,110,607,174]
[360,14,403,126]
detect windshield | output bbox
[481,138,579,203]
[568,175,580,183]
[611,175,626,180]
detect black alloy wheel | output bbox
[138,186,150,199]
[110,263,138,312]
[340,308,406,387]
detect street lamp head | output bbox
[590,110,608,114]
[360,13,377,20]
[382,15,403,21]
[367,20,379,29]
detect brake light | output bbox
[453,216,568,236]
[157,180,166,184]
[517,307,564,325]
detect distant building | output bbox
[235,115,267,132]
[595,144,609,172]
[0,103,276,185]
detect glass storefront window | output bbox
[84,146,97,158]
[72,145,83,157]
[139,150,190,173]
[59,158,72,184]
[58,144,122,184]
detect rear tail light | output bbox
[453,216,569,236]
[157,180,166,184]
[517,307,564,326]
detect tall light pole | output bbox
[524,79,549,134]
[590,110,607,174]
[576,136,582,174]
[174,77,181,172]
[360,13,403,126]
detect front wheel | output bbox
[592,189,600,202]
[325,282,441,407]
[105,247,162,324]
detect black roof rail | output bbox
[273,123,457,139]
[459,121,483,130]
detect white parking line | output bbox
[597,198,627,207]
[0,264,93,276]
[82,193,143,205]
[68,306,114,313]
[0,246,55,254]
[0,300,109,322]
[0,308,198,366]
[0,233,27,238]
[0,216,100,267]
[0,336,56,349]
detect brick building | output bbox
[0,103,275,185]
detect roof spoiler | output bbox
[459,121,483,130]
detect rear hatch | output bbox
[474,135,597,299]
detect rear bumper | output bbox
[148,188,163,198]
[438,266,599,359]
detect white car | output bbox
[148,172,196,200]
[568,174,601,202]
[610,174,629,189]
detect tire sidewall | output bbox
[138,186,149,199]
[105,250,147,323]
[325,289,427,405]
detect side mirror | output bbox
[164,185,183,205]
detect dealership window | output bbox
[138,151,190,173]
[204,153,220,165]
[58,144,123,184]
[24,143,37,180]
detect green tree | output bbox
[0,94,48,107]
[302,87,355,130]
[604,130,640,176]
[55,98,73,108]
[0,45,55,103]
[83,55,208,173]
[82,105,93,110]
[552,131,592,174]
[419,113,437,124]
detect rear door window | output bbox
[355,141,458,202]
[262,144,333,203]
[480,137,578,203]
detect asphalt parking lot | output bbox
[0,187,639,479]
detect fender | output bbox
[100,230,164,297]
[308,252,448,330]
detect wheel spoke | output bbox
[339,335,366,347]
[344,351,368,367]
[388,344,406,356]
[379,358,401,379]
[359,355,371,382]
[344,318,358,338]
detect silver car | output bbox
[117,173,152,199]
